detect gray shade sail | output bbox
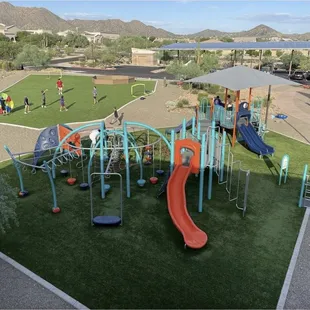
[186,65,300,91]
[158,41,310,51]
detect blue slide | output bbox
[165,119,192,135]
[238,123,274,156]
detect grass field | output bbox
[1,75,155,128]
[0,131,309,309]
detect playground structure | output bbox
[92,75,135,85]
[197,94,274,157]
[5,115,251,249]
[299,164,310,208]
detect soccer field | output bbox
[1,75,156,128]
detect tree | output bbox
[246,50,259,57]
[166,61,203,79]
[0,174,19,234]
[0,34,10,42]
[0,42,22,60]
[64,46,74,56]
[220,37,234,42]
[299,58,310,71]
[63,33,89,48]
[101,50,117,66]
[84,44,102,61]
[276,50,284,58]
[200,53,219,73]
[263,50,272,57]
[280,51,305,70]
[14,44,51,67]
[149,36,156,42]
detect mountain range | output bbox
[0,2,310,40]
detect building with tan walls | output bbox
[131,48,158,66]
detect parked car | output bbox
[289,70,305,80]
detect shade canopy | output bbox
[186,65,300,91]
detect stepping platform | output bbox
[303,198,310,208]
[92,216,121,226]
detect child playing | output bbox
[93,86,98,104]
[56,78,64,95]
[59,95,68,112]
[110,107,120,125]
[24,96,30,114]
[41,90,47,108]
[89,129,101,148]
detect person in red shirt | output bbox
[56,78,64,95]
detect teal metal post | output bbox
[220,131,226,182]
[43,160,57,211]
[299,164,308,207]
[123,123,130,198]
[208,120,216,200]
[198,133,206,212]
[100,121,105,199]
[4,145,25,192]
[170,130,175,173]
[182,118,186,139]
[279,154,290,185]
[197,122,201,140]
[191,117,196,136]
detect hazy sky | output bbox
[9,1,310,34]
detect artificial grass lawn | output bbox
[0,131,309,309]
[1,75,155,128]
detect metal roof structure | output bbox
[186,65,300,91]
[158,41,310,51]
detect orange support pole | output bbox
[232,90,240,147]
[210,98,214,119]
[248,88,252,109]
[224,88,228,110]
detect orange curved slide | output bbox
[167,164,208,249]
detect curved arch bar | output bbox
[52,122,102,179]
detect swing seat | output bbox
[52,207,61,214]
[137,179,146,187]
[79,182,89,190]
[150,177,158,184]
[156,169,164,176]
[67,178,77,185]
[92,216,121,226]
[18,190,29,198]
[60,169,68,177]
[104,184,111,193]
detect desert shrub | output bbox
[182,83,191,90]
[262,96,273,107]
[0,174,19,234]
[198,92,209,102]
[204,84,221,94]
[177,98,189,108]
[2,61,13,71]
[191,89,199,94]
[177,100,184,108]
[180,98,189,105]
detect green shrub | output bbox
[191,89,199,94]
[197,92,208,102]
[177,98,189,108]
[182,83,191,90]
[177,100,184,108]
[204,84,221,94]
[2,61,13,71]
[262,96,273,107]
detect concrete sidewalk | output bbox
[277,208,310,309]
[0,253,88,309]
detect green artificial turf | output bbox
[0,131,309,309]
[1,75,155,128]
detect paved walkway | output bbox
[0,253,87,309]
[277,208,310,309]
